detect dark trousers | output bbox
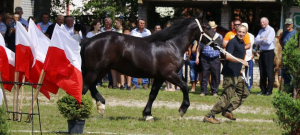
[201,55,220,95]
[259,50,275,94]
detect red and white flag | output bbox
[44,24,82,105]
[15,21,35,79]
[28,19,59,99]
[0,34,15,91]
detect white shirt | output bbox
[64,24,83,39]
[245,32,255,61]
[86,31,101,38]
[130,28,151,37]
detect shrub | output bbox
[57,94,93,120]
[0,105,9,135]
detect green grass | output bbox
[4,84,283,134]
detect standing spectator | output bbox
[115,18,125,89]
[45,14,64,39]
[203,25,249,124]
[100,17,116,88]
[72,23,81,43]
[128,15,137,31]
[255,17,276,96]
[241,22,255,92]
[15,7,28,27]
[280,18,297,86]
[154,24,162,33]
[0,10,6,36]
[5,13,13,27]
[130,19,151,90]
[86,19,101,38]
[37,13,52,33]
[223,19,250,50]
[197,21,221,97]
[122,27,132,90]
[5,12,20,52]
[188,40,199,92]
[115,18,123,33]
[64,16,82,39]
[27,16,41,31]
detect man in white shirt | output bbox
[130,19,151,90]
[64,16,82,38]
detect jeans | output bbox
[132,78,149,88]
[189,60,198,82]
[245,60,253,91]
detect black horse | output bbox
[81,13,222,121]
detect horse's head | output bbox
[195,12,222,49]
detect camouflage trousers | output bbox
[207,76,250,116]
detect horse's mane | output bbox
[145,17,197,42]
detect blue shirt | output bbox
[130,28,151,37]
[37,21,52,33]
[280,29,297,50]
[20,17,28,28]
[0,21,7,34]
[254,25,275,51]
[200,33,222,58]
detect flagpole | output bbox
[26,69,45,123]
[13,71,20,121]
[18,75,26,122]
[0,72,11,120]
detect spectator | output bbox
[241,22,255,92]
[65,16,82,38]
[223,19,250,50]
[0,9,6,36]
[154,24,162,33]
[86,19,101,38]
[130,19,151,90]
[15,7,28,27]
[45,14,64,39]
[37,13,52,33]
[5,12,20,52]
[115,18,124,89]
[115,18,123,33]
[5,13,13,27]
[100,17,116,89]
[197,21,222,97]
[255,17,276,96]
[203,25,249,124]
[27,16,41,31]
[72,23,81,43]
[188,40,199,92]
[122,26,132,90]
[128,15,137,31]
[280,18,296,87]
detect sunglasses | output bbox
[234,24,241,26]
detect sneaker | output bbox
[132,85,136,90]
[222,111,236,120]
[203,116,220,124]
[213,94,218,97]
[190,89,195,92]
[200,93,206,97]
[143,84,149,90]
[120,86,125,90]
[126,86,131,90]
[108,85,112,89]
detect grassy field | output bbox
[4,84,283,135]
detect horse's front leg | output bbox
[167,72,190,117]
[143,78,164,122]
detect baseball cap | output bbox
[285,18,293,24]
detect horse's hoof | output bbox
[145,116,154,122]
[96,101,105,116]
[179,108,185,117]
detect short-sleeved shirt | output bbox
[221,36,246,77]
[224,31,250,45]
[45,23,56,39]
[0,21,7,34]
[130,28,151,37]
[37,21,52,33]
[86,31,101,38]
[280,29,297,50]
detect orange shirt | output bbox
[224,31,250,45]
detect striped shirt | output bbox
[200,33,222,58]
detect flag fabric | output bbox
[28,19,59,99]
[15,21,35,79]
[0,34,16,91]
[43,24,82,105]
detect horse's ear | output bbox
[198,12,203,19]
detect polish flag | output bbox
[15,21,35,79]
[0,34,15,91]
[28,19,59,99]
[43,24,82,105]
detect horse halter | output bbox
[195,19,219,46]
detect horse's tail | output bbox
[80,38,90,78]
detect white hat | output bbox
[241,22,248,30]
[208,21,218,28]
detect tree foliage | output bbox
[0,105,9,135]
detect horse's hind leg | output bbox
[143,78,165,122]
[166,72,190,117]
[83,71,108,116]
